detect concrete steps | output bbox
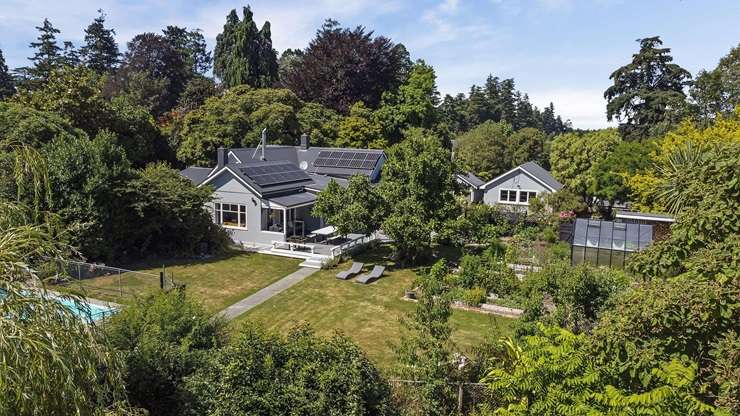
[299,257,326,269]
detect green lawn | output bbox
[54,251,302,313]
[235,247,516,370]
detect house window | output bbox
[215,203,247,229]
[499,189,517,203]
[519,191,537,204]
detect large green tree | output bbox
[108,32,190,115]
[177,86,313,166]
[163,25,212,75]
[605,36,692,140]
[335,101,386,149]
[379,130,456,263]
[375,60,441,144]
[455,120,521,180]
[312,175,383,237]
[80,9,120,73]
[0,49,14,99]
[549,129,621,205]
[691,44,740,121]
[213,6,277,88]
[16,65,168,165]
[15,19,63,87]
[589,140,654,207]
[280,19,411,113]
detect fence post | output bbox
[458,383,463,414]
[159,271,164,290]
[118,269,122,296]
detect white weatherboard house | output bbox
[180,134,385,267]
[472,161,563,209]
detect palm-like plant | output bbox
[655,142,704,215]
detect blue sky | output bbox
[1,0,738,128]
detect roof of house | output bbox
[229,145,385,179]
[180,167,213,185]
[267,192,318,208]
[615,210,676,223]
[456,172,485,188]
[481,161,563,192]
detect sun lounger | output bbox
[355,265,385,284]
[336,262,364,280]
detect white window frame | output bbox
[214,202,248,230]
[499,189,518,203]
[518,190,538,205]
[498,189,538,205]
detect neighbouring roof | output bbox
[572,218,653,252]
[456,172,485,188]
[229,146,385,179]
[267,192,317,208]
[520,161,564,191]
[180,167,212,185]
[481,161,563,192]
[615,210,676,223]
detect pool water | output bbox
[0,290,117,323]
[56,297,116,322]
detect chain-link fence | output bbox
[42,259,179,303]
[390,379,492,415]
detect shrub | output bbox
[185,323,393,416]
[518,261,629,334]
[461,287,487,307]
[105,289,227,416]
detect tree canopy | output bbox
[213,6,278,88]
[605,36,692,140]
[280,19,411,113]
[80,9,120,73]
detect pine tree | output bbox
[18,19,63,83]
[0,48,14,99]
[163,25,212,75]
[80,9,119,73]
[213,6,277,88]
[61,41,80,67]
[605,36,692,140]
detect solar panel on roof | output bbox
[239,163,312,187]
[313,151,381,169]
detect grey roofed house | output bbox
[179,133,383,248]
[476,161,563,208]
[455,172,485,203]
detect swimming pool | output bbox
[0,290,117,323]
[55,296,117,323]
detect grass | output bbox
[235,246,516,370]
[53,251,302,313]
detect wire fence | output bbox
[42,259,180,303]
[389,379,492,415]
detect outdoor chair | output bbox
[336,262,364,280]
[355,265,385,284]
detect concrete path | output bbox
[218,267,319,320]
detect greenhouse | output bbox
[571,218,653,268]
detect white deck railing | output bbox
[329,234,373,257]
[271,240,315,254]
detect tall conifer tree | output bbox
[80,10,119,73]
[213,6,277,88]
[16,19,62,84]
[0,49,14,99]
